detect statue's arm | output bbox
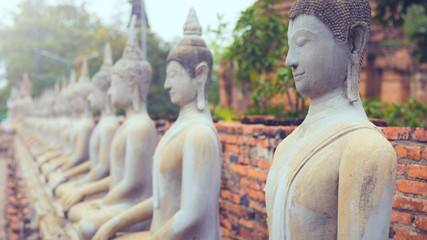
[102,123,156,205]
[63,161,91,179]
[337,132,396,240]
[68,128,91,167]
[150,126,221,240]
[92,197,153,240]
[88,125,116,181]
[120,123,156,194]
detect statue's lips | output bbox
[293,72,305,80]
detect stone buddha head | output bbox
[165,8,213,111]
[286,0,371,102]
[109,15,152,110]
[72,57,93,115]
[89,43,113,111]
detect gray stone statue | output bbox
[265,0,397,239]
[92,8,222,240]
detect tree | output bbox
[0,0,177,118]
[223,0,305,118]
[374,0,427,63]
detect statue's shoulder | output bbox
[125,115,155,131]
[187,121,217,137]
[341,126,396,166]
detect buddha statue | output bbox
[42,58,94,181]
[68,15,157,240]
[36,73,75,167]
[92,8,222,240]
[264,0,397,239]
[54,43,119,199]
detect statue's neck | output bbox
[125,100,148,118]
[177,100,210,123]
[304,89,368,131]
[101,95,114,118]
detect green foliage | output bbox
[0,0,127,116]
[363,98,427,127]
[223,0,306,118]
[211,106,240,121]
[374,0,427,63]
[145,32,179,119]
[402,4,427,63]
[205,14,230,107]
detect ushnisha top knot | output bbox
[78,56,90,83]
[92,42,113,92]
[183,8,202,37]
[167,8,212,80]
[123,14,143,60]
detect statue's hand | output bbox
[61,190,84,212]
[92,219,118,240]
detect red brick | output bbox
[230,163,248,175]
[219,134,227,143]
[227,136,238,144]
[393,195,427,214]
[230,192,240,204]
[407,165,427,180]
[248,169,258,179]
[240,146,250,155]
[397,163,406,176]
[423,148,427,160]
[390,210,412,225]
[256,139,269,148]
[250,200,267,214]
[221,190,231,200]
[396,180,427,196]
[255,224,269,237]
[257,160,271,170]
[220,218,232,230]
[395,145,421,160]
[239,218,255,229]
[413,215,427,231]
[395,228,427,240]
[258,171,268,181]
[240,228,260,240]
[247,189,265,201]
[248,138,256,146]
[238,156,250,165]
[383,127,411,140]
[243,126,254,135]
[220,228,231,238]
[237,136,246,145]
[224,144,239,154]
[413,128,427,142]
[240,177,249,186]
[249,180,261,191]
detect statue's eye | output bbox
[296,38,309,47]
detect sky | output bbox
[0,0,256,42]
[0,0,255,89]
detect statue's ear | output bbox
[195,62,209,111]
[195,62,209,85]
[346,22,369,103]
[349,22,368,55]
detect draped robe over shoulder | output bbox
[151,112,222,240]
[265,120,396,240]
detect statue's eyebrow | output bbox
[292,29,317,38]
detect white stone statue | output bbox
[92,8,222,240]
[42,58,94,181]
[55,42,119,204]
[264,0,397,239]
[68,15,157,240]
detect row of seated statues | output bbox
[11,1,397,239]
[17,9,221,240]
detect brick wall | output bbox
[210,122,427,240]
